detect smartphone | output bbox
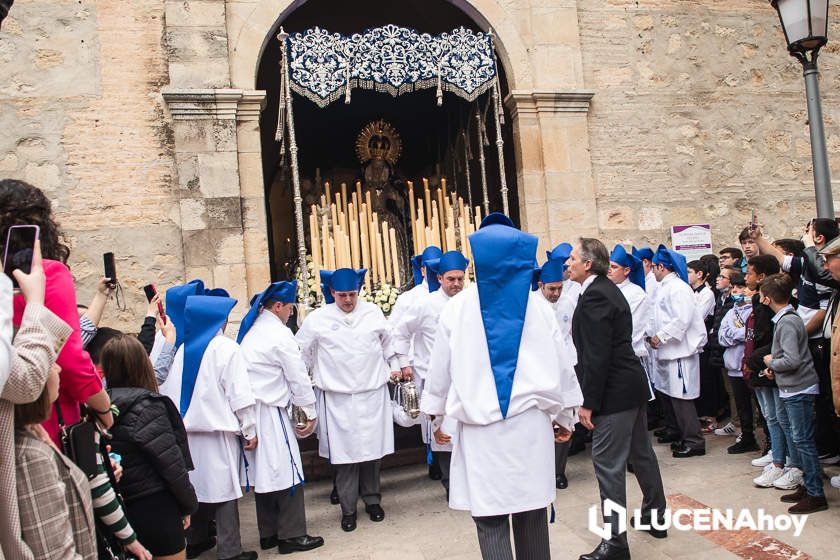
[749,209,757,232]
[3,225,40,288]
[103,252,116,285]
[142,283,166,324]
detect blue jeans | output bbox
[779,393,824,497]
[754,387,799,467]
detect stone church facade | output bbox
[1,0,838,330]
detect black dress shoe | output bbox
[277,535,324,554]
[219,552,257,560]
[672,445,705,458]
[330,486,340,505]
[631,515,668,539]
[579,541,631,560]
[365,503,385,522]
[260,535,279,550]
[670,441,684,452]
[657,433,680,444]
[186,538,216,559]
[556,474,568,489]
[341,513,357,532]
[653,427,669,438]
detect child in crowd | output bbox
[761,273,828,514]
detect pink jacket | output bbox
[13,260,103,445]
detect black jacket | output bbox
[706,294,735,368]
[745,294,777,387]
[107,387,198,516]
[571,275,650,416]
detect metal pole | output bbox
[475,107,490,216]
[491,80,509,216]
[278,29,311,305]
[802,56,834,218]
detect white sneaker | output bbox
[772,467,804,490]
[751,451,774,468]
[714,422,738,436]
[753,465,785,487]
[831,475,840,489]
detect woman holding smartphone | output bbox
[0,179,114,444]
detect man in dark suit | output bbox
[567,238,667,560]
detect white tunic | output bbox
[389,280,428,324]
[648,274,708,400]
[295,301,399,464]
[392,288,456,450]
[239,311,317,493]
[422,286,582,516]
[617,279,651,359]
[645,270,660,302]
[694,285,716,320]
[159,335,256,503]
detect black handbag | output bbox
[54,403,99,478]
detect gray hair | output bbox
[578,237,610,276]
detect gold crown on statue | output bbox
[356,119,402,166]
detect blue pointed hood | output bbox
[420,246,443,292]
[181,294,237,416]
[610,244,646,290]
[237,281,297,343]
[470,213,538,418]
[632,246,654,262]
[166,279,205,348]
[432,250,469,274]
[546,242,573,262]
[539,258,566,284]
[652,244,689,283]
[411,255,424,285]
[320,268,367,303]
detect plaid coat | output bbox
[0,301,72,560]
[15,429,96,560]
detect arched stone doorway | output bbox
[161,0,597,321]
[255,0,519,280]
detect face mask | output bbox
[731,293,745,303]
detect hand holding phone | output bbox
[103,252,116,286]
[143,284,166,324]
[4,224,40,289]
[10,238,46,305]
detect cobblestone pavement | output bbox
[197,434,839,559]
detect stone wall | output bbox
[1,0,181,331]
[579,0,840,250]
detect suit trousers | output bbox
[255,486,307,540]
[187,500,242,559]
[472,507,550,560]
[555,441,570,477]
[334,459,381,516]
[591,405,667,550]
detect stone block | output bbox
[638,207,664,231]
[182,229,212,266]
[175,153,200,194]
[198,151,240,197]
[521,200,549,234]
[236,120,262,153]
[245,262,271,296]
[212,263,249,310]
[531,7,579,47]
[172,120,217,153]
[23,162,61,192]
[241,196,268,231]
[165,27,229,62]
[0,153,19,172]
[211,228,246,265]
[206,196,242,229]
[179,197,207,231]
[243,227,269,265]
[238,152,264,198]
[168,60,231,89]
[599,206,635,230]
[165,1,226,27]
[547,200,596,237]
[513,122,545,174]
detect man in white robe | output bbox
[237,281,324,555]
[608,245,652,383]
[647,245,708,458]
[422,214,582,560]
[159,287,258,560]
[390,245,443,323]
[393,250,469,498]
[295,268,403,532]
[536,256,577,490]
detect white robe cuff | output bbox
[420,392,446,417]
[235,404,257,440]
[300,403,317,420]
[552,407,579,432]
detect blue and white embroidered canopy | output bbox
[285,25,498,107]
